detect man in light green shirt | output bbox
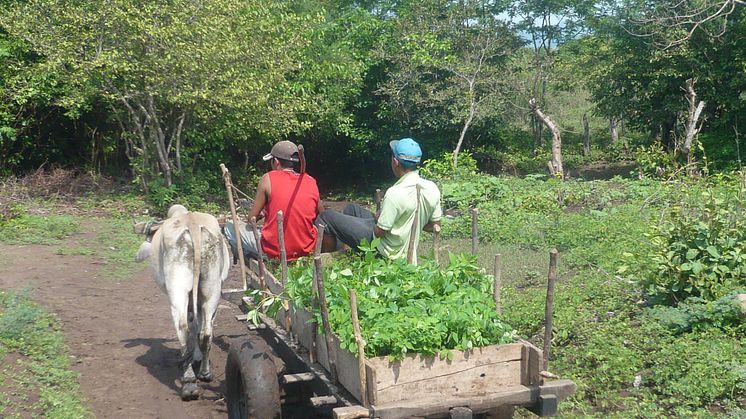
[317,138,442,263]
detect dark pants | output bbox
[316,204,375,250]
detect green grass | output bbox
[0,289,89,418]
[0,213,80,245]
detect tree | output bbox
[625,0,745,49]
[375,0,520,167]
[0,29,83,174]
[508,0,598,149]
[1,0,361,188]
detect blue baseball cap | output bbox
[389,138,422,167]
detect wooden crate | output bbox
[246,259,543,407]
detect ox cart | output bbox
[223,258,576,419]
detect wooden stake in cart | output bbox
[314,224,338,381]
[220,163,247,291]
[277,210,291,333]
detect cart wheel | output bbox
[226,336,281,419]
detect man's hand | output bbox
[423,220,441,233]
[374,225,387,238]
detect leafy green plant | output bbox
[645,291,746,335]
[635,143,677,178]
[642,184,746,302]
[420,151,478,181]
[283,241,516,360]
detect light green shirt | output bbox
[376,171,442,263]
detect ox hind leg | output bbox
[169,289,200,400]
[196,281,221,382]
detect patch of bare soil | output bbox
[0,232,250,418]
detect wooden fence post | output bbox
[471,208,479,255]
[543,249,558,372]
[308,225,325,364]
[493,254,502,315]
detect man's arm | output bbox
[248,174,270,222]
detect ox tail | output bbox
[188,216,203,326]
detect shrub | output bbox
[642,183,746,303]
[635,143,677,178]
[645,291,746,335]
[420,151,478,181]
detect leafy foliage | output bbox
[639,178,746,302]
[645,291,746,336]
[285,242,515,360]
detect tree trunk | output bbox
[173,112,185,184]
[609,117,619,145]
[529,98,563,178]
[532,115,545,150]
[453,81,477,168]
[582,113,590,157]
[682,78,705,160]
[145,95,172,187]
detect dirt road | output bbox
[1,234,249,418]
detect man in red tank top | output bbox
[225,141,323,261]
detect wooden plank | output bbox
[373,381,575,418]
[282,372,316,384]
[540,379,576,402]
[365,362,378,406]
[372,385,534,419]
[310,395,339,407]
[333,405,370,419]
[526,343,541,386]
[374,360,523,404]
[369,343,523,391]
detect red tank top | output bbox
[261,170,319,261]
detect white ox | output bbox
[136,204,230,400]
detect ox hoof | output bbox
[197,371,213,382]
[180,382,200,401]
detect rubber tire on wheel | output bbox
[226,336,281,419]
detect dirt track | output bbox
[0,233,249,418]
